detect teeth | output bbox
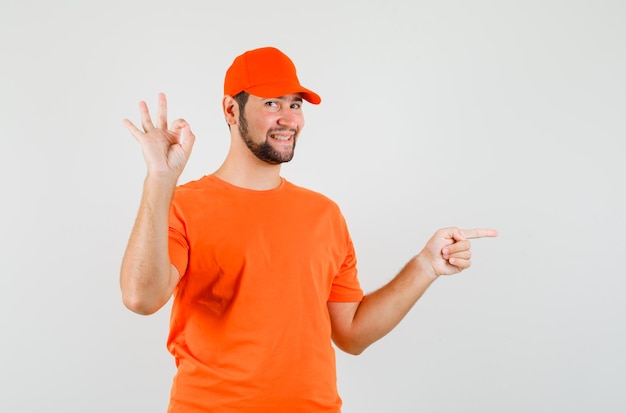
[271,135,290,141]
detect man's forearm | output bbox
[120,175,178,315]
[334,257,437,354]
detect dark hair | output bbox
[233,91,249,111]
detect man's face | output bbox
[238,94,305,164]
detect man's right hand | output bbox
[123,93,195,181]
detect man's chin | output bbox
[265,145,295,164]
[266,153,295,165]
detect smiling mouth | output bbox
[270,134,293,141]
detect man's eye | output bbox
[290,103,301,109]
[265,101,278,108]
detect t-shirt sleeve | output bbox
[168,196,189,279]
[328,229,364,302]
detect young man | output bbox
[121,46,497,412]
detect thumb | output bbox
[452,228,466,242]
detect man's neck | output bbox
[213,155,283,191]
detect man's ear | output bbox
[223,95,238,126]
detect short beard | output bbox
[238,110,297,165]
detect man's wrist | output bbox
[144,171,179,189]
[408,254,439,283]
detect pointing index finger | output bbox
[460,228,498,239]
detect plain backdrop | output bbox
[2,0,625,412]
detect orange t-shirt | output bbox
[166,175,363,412]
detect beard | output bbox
[238,112,298,165]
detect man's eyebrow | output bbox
[277,95,303,102]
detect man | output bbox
[120,46,497,412]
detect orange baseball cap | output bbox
[224,47,321,105]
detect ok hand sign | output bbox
[123,93,195,181]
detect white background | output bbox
[2,1,625,412]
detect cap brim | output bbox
[244,82,321,105]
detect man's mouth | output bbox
[270,134,292,141]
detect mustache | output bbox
[267,127,298,135]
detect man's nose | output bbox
[277,108,298,128]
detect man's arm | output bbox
[328,227,497,355]
[119,93,195,315]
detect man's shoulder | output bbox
[176,175,213,190]
[283,180,340,209]
[171,175,218,208]
[174,175,227,198]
